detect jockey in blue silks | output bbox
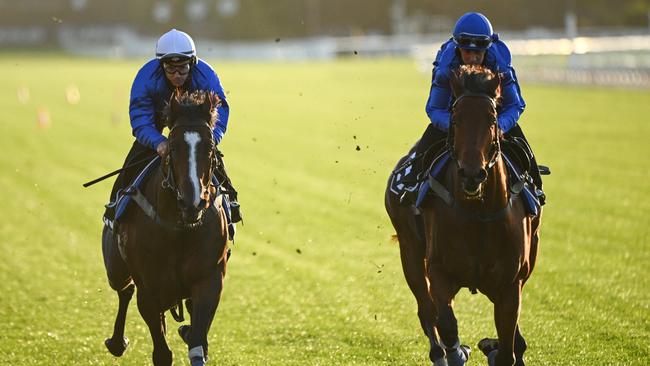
[104,29,241,224]
[399,12,545,205]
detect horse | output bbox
[385,65,542,366]
[101,91,229,366]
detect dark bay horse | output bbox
[102,91,229,366]
[385,65,542,366]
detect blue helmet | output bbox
[452,12,494,51]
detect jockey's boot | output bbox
[218,176,242,223]
[529,158,546,206]
[228,195,242,223]
[214,149,242,223]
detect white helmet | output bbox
[155,29,196,62]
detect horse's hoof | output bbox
[445,344,470,366]
[104,336,129,357]
[153,348,173,366]
[487,350,498,366]
[433,355,449,366]
[478,338,499,357]
[178,325,191,344]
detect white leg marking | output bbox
[184,131,202,207]
[188,345,205,362]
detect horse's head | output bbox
[162,91,220,226]
[449,65,501,199]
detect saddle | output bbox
[107,157,161,223]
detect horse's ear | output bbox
[208,92,221,109]
[165,92,181,127]
[449,69,464,98]
[490,72,503,99]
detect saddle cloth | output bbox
[114,157,160,221]
[108,157,235,239]
[390,151,540,216]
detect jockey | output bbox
[399,12,545,205]
[104,28,242,224]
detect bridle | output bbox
[161,122,218,226]
[448,92,501,171]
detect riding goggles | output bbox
[454,34,492,50]
[162,62,191,75]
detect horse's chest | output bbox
[120,231,190,299]
[429,221,523,286]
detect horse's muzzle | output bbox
[459,167,488,198]
[180,206,205,227]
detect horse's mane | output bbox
[456,65,501,100]
[164,90,219,128]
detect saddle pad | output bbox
[389,152,416,195]
[415,152,540,216]
[415,151,451,207]
[501,154,541,217]
[115,157,161,221]
[389,150,451,196]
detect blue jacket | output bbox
[425,37,525,132]
[129,58,230,150]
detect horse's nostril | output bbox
[477,168,488,182]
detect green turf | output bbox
[0,55,648,365]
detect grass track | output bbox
[0,55,648,365]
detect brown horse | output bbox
[102,91,229,366]
[385,65,541,366]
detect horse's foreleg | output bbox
[105,283,134,356]
[137,291,172,366]
[428,268,468,366]
[187,265,224,366]
[491,281,522,366]
[396,226,445,364]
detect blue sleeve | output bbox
[212,79,229,145]
[425,67,452,131]
[129,64,166,150]
[497,67,525,132]
[198,62,229,144]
